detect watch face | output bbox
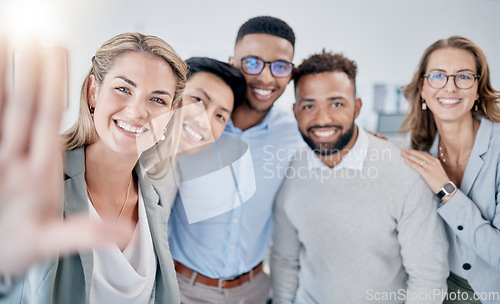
[443,182,456,194]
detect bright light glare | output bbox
[1,0,63,47]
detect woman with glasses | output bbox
[401,36,500,303]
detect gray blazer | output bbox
[2,147,180,303]
[431,117,500,303]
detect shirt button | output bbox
[233,218,238,223]
[230,245,235,249]
[463,263,471,270]
[457,225,464,231]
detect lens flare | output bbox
[1,0,63,47]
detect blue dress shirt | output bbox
[168,106,302,279]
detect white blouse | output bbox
[88,186,157,304]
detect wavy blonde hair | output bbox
[401,36,500,151]
[63,32,187,178]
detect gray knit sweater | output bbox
[271,134,449,304]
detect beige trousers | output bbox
[176,270,271,304]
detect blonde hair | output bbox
[401,36,500,150]
[63,32,187,178]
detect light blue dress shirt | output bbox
[168,106,302,279]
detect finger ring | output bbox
[420,160,426,167]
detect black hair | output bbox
[236,16,295,47]
[293,51,358,93]
[186,57,247,109]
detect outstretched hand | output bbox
[0,35,131,278]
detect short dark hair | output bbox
[186,57,247,109]
[293,51,358,93]
[236,16,295,47]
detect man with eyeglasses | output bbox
[168,16,302,303]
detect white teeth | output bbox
[117,120,145,134]
[183,124,203,141]
[314,130,336,137]
[438,98,460,104]
[254,88,272,96]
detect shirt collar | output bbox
[225,106,277,132]
[307,126,368,171]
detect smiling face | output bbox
[179,72,234,154]
[229,33,293,112]
[294,71,361,156]
[88,51,176,157]
[421,47,479,124]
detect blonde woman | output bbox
[3,32,187,304]
[401,36,500,304]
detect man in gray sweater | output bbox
[270,51,449,303]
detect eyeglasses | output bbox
[237,56,294,78]
[423,72,479,90]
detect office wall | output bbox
[2,0,499,132]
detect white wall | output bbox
[2,0,499,133]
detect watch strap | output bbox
[436,189,447,200]
[436,181,457,200]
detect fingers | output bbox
[367,131,388,141]
[0,214,134,277]
[0,45,67,220]
[0,32,8,136]
[401,148,431,168]
[0,40,71,277]
[30,48,67,219]
[0,41,42,158]
[401,148,435,181]
[36,215,135,258]
[402,153,427,176]
[401,148,450,194]
[31,47,66,168]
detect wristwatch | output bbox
[436,181,457,200]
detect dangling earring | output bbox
[160,127,167,141]
[89,106,95,117]
[474,100,479,111]
[421,101,427,110]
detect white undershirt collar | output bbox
[88,185,157,304]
